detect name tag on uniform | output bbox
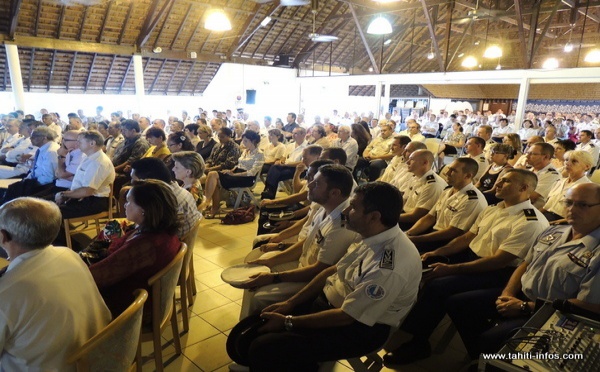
[315,229,324,244]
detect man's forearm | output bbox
[287,266,337,308]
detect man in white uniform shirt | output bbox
[525,142,561,208]
[228,182,421,371]
[399,150,447,230]
[407,157,487,252]
[386,168,549,365]
[378,135,411,186]
[239,165,358,317]
[0,119,23,160]
[577,130,599,166]
[0,197,111,371]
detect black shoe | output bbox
[383,339,431,366]
[261,190,275,200]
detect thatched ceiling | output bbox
[1,0,599,95]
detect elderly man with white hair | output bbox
[331,125,359,170]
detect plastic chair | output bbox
[67,289,148,372]
[63,184,114,250]
[229,173,261,209]
[177,219,201,332]
[137,243,187,372]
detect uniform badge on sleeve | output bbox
[316,229,324,244]
[466,190,478,200]
[523,209,538,221]
[366,284,386,300]
[379,249,394,270]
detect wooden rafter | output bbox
[443,1,455,72]
[56,6,66,39]
[295,18,349,67]
[349,4,379,73]
[292,2,344,67]
[104,55,117,93]
[230,2,279,57]
[282,7,317,56]
[532,0,562,66]
[27,48,34,91]
[85,53,97,92]
[185,14,203,50]
[149,59,167,94]
[514,0,529,68]
[118,2,134,45]
[78,6,90,41]
[526,1,542,68]
[192,63,210,94]
[178,61,195,95]
[250,15,279,59]
[9,0,23,39]
[170,4,193,50]
[137,0,176,48]
[34,0,42,36]
[263,7,299,58]
[381,17,418,72]
[165,60,181,94]
[272,7,308,57]
[445,19,473,70]
[562,0,600,24]
[225,2,260,57]
[420,0,444,72]
[331,0,450,21]
[97,1,113,43]
[152,0,177,49]
[144,58,152,74]
[66,51,77,92]
[47,50,57,92]
[119,57,133,93]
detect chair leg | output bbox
[171,297,182,354]
[188,260,197,301]
[152,325,164,372]
[64,222,73,250]
[180,280,189,333]
[135,339,142,372]
[233,189,244,209]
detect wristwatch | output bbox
[277,242,285,250]
[284,315,293,331]
[520,301,531,315]
[272,272,281,284]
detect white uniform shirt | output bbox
[469,200,549,266]
[0,246,111,371]
[299,203,322,241]
[5,137,33,164]
[465,153,489,184]
[284,141,308,163]
[398,131,426,143]
[532,163,561,209]
[0,133,23,152]
[299,201,358,267]
[403,170,448,213]
[577,142,599,166]
[430,183,487,231]
[379,156,404,184]
[71,149,116,197]
[323,225,421,327]
[492,125,514,137]
[331,137,359,170]
[55,148,84,189]
[422,121,439,136]
[543,176,591,218]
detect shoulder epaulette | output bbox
[466,189,478,199]
[444,185,452,190]
[379,249,394,270]
[590,143,595,148]
[547,167,558,174]
[523,208,538,221]
[426,174,435,183]
[479,156,486,162]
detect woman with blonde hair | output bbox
[540,150,593,221]
[503,133,523,167]
[172,151,205,205]
[196,124,217,161]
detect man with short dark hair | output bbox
[577,129,599,166]
[112,120,149,174]
[0,197,111,370]
[105,122,124,160]
[228,182,421,371]
[525,142,560,208]
[281,112,299,140]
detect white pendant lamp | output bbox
[367,16,392,35]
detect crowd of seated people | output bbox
[1,106,599,371]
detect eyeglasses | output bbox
[526,152,543,156]
[560,199,600,209]
[62,139,78,142]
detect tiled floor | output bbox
[138,202,472,372]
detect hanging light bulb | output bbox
[204,9,232,31]
[584,49,600,63]
[563,42,574,53]
[495,63,502,70]
[461,56,478,68]
[367,15,392,35]
[542,58,559,69]
[483,45,503,59]
[427,43,435,60]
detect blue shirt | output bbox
[27,141,59,185]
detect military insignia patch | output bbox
[523,209,538,221]
[466,190,478,200]
[366,284,385,300]
[316,229,324,244]
[379,249,394,270]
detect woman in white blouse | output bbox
[201,131,264,218]
[540,150,593,222]
[519,119,538,142]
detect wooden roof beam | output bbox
[514,0,529,68]
[34,0,42,36]
[152,0,177,49]
[47,50,56,92]
[178,61,195,95]
[273,6,311,57]
[85,53,97,92]
[232,1,280,58]
[119,57,133,93]
[526,1,542,68]
[165,60,181,94]
[149,59,167,94]
[78,6,90,41]
[97,1,113,43]
[562,0,600,24]
[191,63,210,95]
[532,0,562,67]
[420,0,444,72]
[27,48,34,91]
[294,18,349,67]
[118,2,134,45]
[170,3,193,50]
[348,3,378,74]
[137,0,176,48]
[103,55,117,93]
[226,2,264,58]
[331,0,450,21]
[9,0,23,39]
[66,51,77,92]
[56,6,66,39]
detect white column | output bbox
[514,77,530,127]
[375,82,383,118]
[5,44,26,112]
[383,82,391,116]
[133,54,145,113]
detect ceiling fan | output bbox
[307,0,338,42]
[455,0,505,25]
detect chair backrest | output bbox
[107,183,114,219]
[590,169,600,184]
[424,138,441,154]
[181,220,201,279]
[148,243,187,332]
[67,289,148,372]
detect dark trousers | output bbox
[1,179,53,204]
[54,196,110,248]
[446,288,529,359]
[366,159,388,181]
[246,296,390,371]
[30,184,69,200]
[262,165,295,196]
[400,267,515,343]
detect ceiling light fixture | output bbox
[585,49,600,63]
[260,16,271,27]
[427,43,435,60]
[204,9,232,31]
[367,15,392,35]
[384,39,392,46]
[483,45,502,59]
[542,57,559,69]
[461,55,478,68]
[563,43,574,53]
